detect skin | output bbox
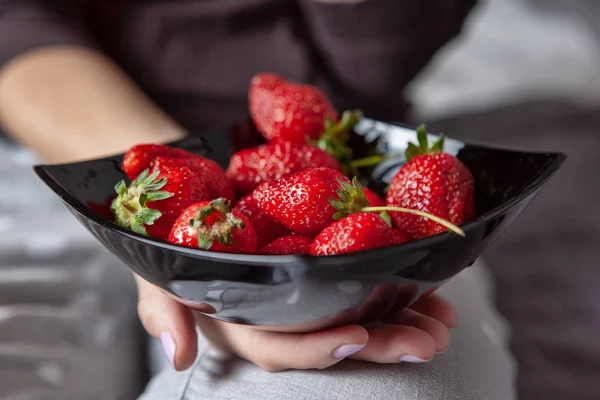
[0,45,457,372]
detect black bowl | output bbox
[33,118,565,332]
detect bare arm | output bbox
[0,46,186,163]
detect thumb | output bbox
[135,275,198,371]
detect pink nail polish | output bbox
[333,344,366,359]
[160,332,176,368]
[399,355,430,363]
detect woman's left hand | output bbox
[197,292,456,371]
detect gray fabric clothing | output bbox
[141,262,516,400]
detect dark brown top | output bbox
[0,0,477,131]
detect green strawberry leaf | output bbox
[328,199,348,212]
[416,124,429,152]
[197,234,214,251]
[130,219,148,236]
[379,211,392,227]
[335,189,352,202]
[145,191,174,202]
[332,212,347,221]
[145,177,168,192]
[135,208,162,225]
[132,169,150,186]
[114,180,127,196]
[405,143,421,162]
[430,135,446,153]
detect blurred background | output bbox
[1,0,599,398]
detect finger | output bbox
[135,275,198,371]
[198,316,369,372]
[383,309,450,353]
[349,323,436,364]
[409,293,458,328]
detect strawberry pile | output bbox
[110,73,476,256]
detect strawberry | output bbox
[385,125,475,241]
[252,167,350,237]
[122,144,195,181]
[122,143,235,202]
[311,212,404,256]
[226,141,340,195]
[168,199,257,254]
[254,167,465,240]
[363,188,385,207]
[111,158,210,240]
[168,156,235,203]
[258,235,313,255]
[233,193,289,248]
[249,73,338,143]
[249,73,364,166]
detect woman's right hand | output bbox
[135,274,456,372]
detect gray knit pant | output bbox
[140,261,516,400]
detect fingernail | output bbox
[436,348,447,355]
[399,355,430,363]
[333,344,366,359]
[160,331,176,368]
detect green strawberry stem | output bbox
[312,109,363,162]
[361,206,465,237]
[405,124,446,162]
[348,154,399,169]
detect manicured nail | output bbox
[399,355,430,363]
[436,348,447,355]
[333,344,366,359]
[160,331,176,367]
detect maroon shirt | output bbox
[0,0,477,131]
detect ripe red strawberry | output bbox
[156,156,235,203]
[111,158,210,240]
[253,167,357,237]
[386,125,475,241]
[311,212,404,256]
[363,188,385,207]
[258,235,313,255]
[168,199,257,254]
[249,73,338,143]
[123,143,235,202]
[122,144,196,181]
[233,193,289,248]
[226,141,340,195]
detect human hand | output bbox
[135,275,456,372]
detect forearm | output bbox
[0,46,186,163]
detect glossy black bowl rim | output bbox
[33,128,567,266]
